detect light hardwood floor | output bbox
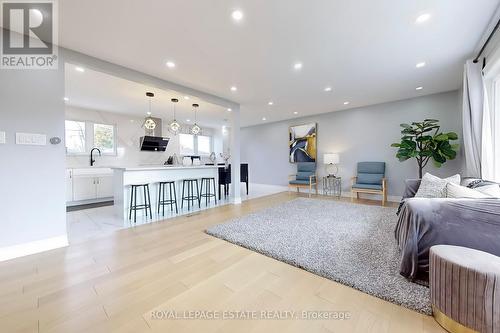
[0,192,445,333]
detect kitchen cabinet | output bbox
[67,168,113,205]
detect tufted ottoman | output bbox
[430,245,500,333]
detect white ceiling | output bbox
[59,0,499,126]
[64,63,230,128]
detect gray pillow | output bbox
[414,173,461,198]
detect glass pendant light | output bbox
[191,103,201,135]
[143,92,156,130]
[169,98,180,135]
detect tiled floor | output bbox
[67,183,288,244]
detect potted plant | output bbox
[391,119,459,178]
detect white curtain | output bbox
[481,83,495,180]
[462,60,485,178]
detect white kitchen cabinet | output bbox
[67,168,114,205]
[72,176,98,201]
[96,175,113,199]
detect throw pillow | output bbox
[414,173,461,198]
[446,182,492,199]
[475,184,500,198]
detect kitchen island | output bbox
[112,165,219,223]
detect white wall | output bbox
[65,106,225,168]
[241,90,464,197]
[0,58,67,259]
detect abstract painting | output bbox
[289,123,317,163]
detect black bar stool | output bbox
[158,181,178,215]
[129,184,152,223]
[200,177,217,206]
[181,179,200,210]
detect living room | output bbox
[1,1,500,332]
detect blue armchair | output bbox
[351,162,387,205]
[289,162,318,197]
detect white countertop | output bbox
[111,165,219,171]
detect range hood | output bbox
[140,117,170,151]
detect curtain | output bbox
[462,60,485,178]
[481,83,495,181]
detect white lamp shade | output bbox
[324,153,339,165]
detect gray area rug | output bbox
[206,198,431,315]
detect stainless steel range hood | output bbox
[140,117,170,151]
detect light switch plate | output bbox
[16,132,47,146]
[0,131,5,144]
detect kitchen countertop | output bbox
[111,165,219,171]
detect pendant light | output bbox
[143,92,156,130]
[169,98,180,135]
[191,103,201,135]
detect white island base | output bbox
[112,165,219,224]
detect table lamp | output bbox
[324,153,340,177]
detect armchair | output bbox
[351,162,387,205]
[289,162,318,197]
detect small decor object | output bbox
[182,156,192,166]
[169,98,180,135]
[209,152,217,164]
[323,176,341,197]
[143,92,156,131]
[289,123,317,163]
[220,151,231,168]
[323,153,340,177]
[190,103,201,136]
[391,119,459,178]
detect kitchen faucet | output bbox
[90,147,101,166]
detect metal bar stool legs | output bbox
[157,181,178,216]
[200,177,217,206]
[128,184,152,223]
[181,179,200,211]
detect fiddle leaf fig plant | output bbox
[391,119,459,178]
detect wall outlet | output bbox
[16,132,47,146]
[0,131,5,144]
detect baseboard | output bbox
[0,235,69,262]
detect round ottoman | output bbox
[430,245,500,333]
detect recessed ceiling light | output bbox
[268,101,274,106]
[343,101,350,105]
[63,97,69,102]
[230,86,237,92]
[166,61,176,68]
[324,87,332,92]
[293,111,298,115]
[415,13,431,24]
[416,62,426,68]
[227,108,232,112]
[293,62,303,70]
[186,119,191,122]
[75,66,85,72]
[416,86,424,90]
[231,10,243,21]
[184,96,190,100]
[262,117,267,121]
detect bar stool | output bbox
[129,184,152,223]
[181,179,200,210]
[157,181,178,215]
[200,177,217,206]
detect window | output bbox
[93,123,115,154]
[197,135,211,155]
[65,120,117,155]
[65,120,86,154]
[179,133,212,155]
[179,133,195,155]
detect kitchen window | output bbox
[65,120,86,154]
[65,120,117,155]
[179,133,212,156]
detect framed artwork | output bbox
[289,123,317,163]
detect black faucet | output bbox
[90,147,101,166]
